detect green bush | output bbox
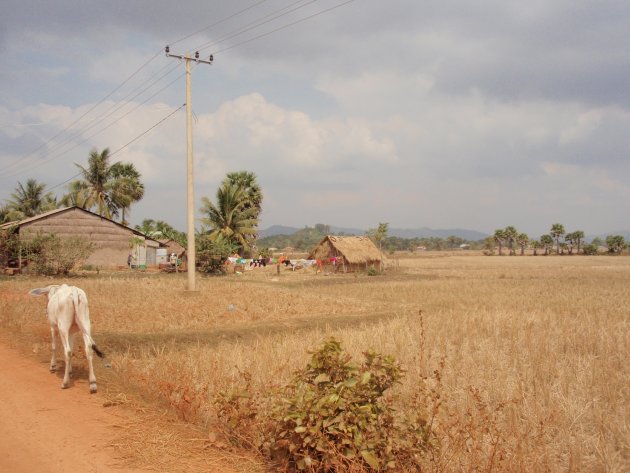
[17,233,94,275]
[261,338,433,471]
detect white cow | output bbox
[29,284,104,393]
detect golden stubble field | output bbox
[1,254,628,472]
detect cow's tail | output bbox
[71,287,106,359]
[91,344,105,358]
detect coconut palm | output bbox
[7,179,57,218]
[68,148,144,221]
[199,181,259,255]
[223,171,262,231]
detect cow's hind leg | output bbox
[49,327,58,372]
[57,329,72,389]
[82,333,98,393]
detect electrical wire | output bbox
[46,103,186,193]
[212,0,354,55]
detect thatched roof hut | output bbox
[0,206,161,269]
[308,235,386,272]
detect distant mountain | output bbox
[258,225,300,238]
[259,224,489,241]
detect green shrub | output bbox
[367,267,379,276]
[261,338,433,471]
[24,233,94,275]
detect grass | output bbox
[1,254,628,471]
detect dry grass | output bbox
[1,255,629,472]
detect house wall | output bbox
[19,208,150,268]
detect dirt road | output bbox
[0,339,153,473]
[0,338,258,473]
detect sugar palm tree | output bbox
[109,162,144,225]
[503,226,518,255]
[199,181,259,255]
[540,234,554,255]
[7,178,57,218]
[550,223,565,255]
[494,229,506,256]
[516,232,529,256]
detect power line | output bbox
[211,0,355,55]
[46,103,186,193]
[2,70,187,181]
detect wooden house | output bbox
[0,206,161,269]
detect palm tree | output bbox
[550,223,565,255]
[69,148,144,221]
[516,233,529,256]
[109,162,144,225]
[494,229,506,256]
[540,234,554,255]
[223,171,262,236]
[7,179,57,218]
[199,181,258,255]
[572,230,585,255]
[504,226,518,255]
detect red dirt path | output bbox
[0,339,152,473]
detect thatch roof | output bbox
[308,235,385,265]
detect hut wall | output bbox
[19,208,141,267]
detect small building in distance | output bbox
[0,206,161,269]
[308,235,386,272]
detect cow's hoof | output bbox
[89,383,97,394]
[61,382,69,389]
[49,366,56,373]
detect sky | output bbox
[1,0,629,238]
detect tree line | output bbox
[1,148,264,271]
[488,223,627,255]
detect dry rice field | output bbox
[1,253,628,472]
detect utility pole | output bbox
[165,46,213,291]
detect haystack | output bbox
[308,235,386,272]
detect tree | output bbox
[540,234,554,255]
[503,226,518,255]
[135,219,185,246]
[572,230,585,254]
[223,171,262,221]
[199,180,259,255]
[605,235,626,254]
[530,240,540,256]
[516,233,529,256]
[68,148,144,221]
[6,179,57,218]
[494,229,506,256]
[109,162,144,225]
[550,223,565,255]
[367,223,389,252]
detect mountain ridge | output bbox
[259,224,489,241]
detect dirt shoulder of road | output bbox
[0,338,261,473]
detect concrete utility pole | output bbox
[165,46,213,291]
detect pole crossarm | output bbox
[165,45,213,291]
[165,46,214,65]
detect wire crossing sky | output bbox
[1,0,629,237]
